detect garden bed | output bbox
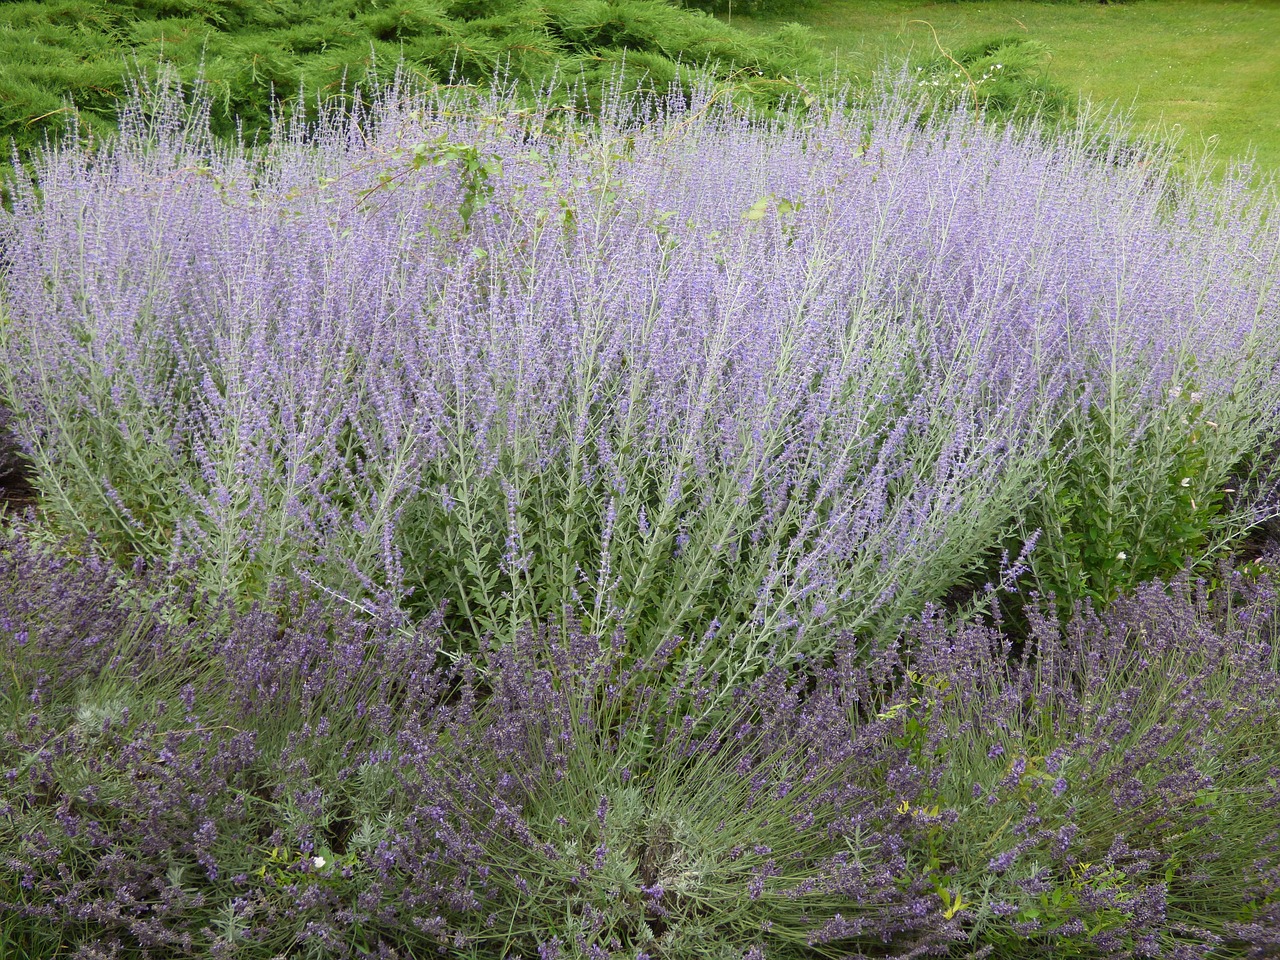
[1,72,1279,958]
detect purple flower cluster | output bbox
[2,76,1277,682]
[0,527,950,957]
[3,523,1278,957]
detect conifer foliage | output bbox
[0,0,827,163]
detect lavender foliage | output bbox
[3,525,1279,957]
[893,563,1280,957]
[3,75,1277,684]
[0,525,955,958]
[3,71,1280,958]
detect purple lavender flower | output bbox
[6,69,1275,696]
[2,70,1279,960]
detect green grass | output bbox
[734,0,1280,179]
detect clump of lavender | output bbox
[894,561,1280,956]
[361,621,966,959]
[0,525,958,958]
[5,72,1278,689]
[0,74,1044,686]
[5,517,1280,957]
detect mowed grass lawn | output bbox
[737,0,1280,178]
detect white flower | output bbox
[312,856,327,869]
[1190,391,1203,404]
[1181,477,1192,487]
[1169,384,1183,399]
[1116,551,1128,561]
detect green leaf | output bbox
[743,196,772,221]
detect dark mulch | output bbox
[0,475,37,512]
[0,403,36,513]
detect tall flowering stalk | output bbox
[1,73,1278,687]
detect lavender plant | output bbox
[5,73,1278,690]
[1014,154,1280,610]
[0,74,1036,683]
[0,524,956,958]
[891,566,1280,957]
[4,525,1279,957]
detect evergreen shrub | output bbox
[0,0,829,174]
